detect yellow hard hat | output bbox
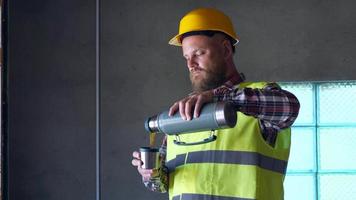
[169,8,240,46]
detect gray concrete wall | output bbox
[5,0,356,200]
[102,1,356,200]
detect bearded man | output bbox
[132,7,300,200]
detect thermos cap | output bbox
[215,102,237,128]
[144,115,160,133]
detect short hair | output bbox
[180,30,236,53]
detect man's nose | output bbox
[187,58,198,71]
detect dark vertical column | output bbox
[95,0,101,199]
[4,0,97,199]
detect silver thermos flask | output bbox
[144,102,237,145]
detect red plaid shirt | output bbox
[143,73,300,192]
[213,73,300,144]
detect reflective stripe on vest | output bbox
[172,193,255,200]
[166,150,288,175]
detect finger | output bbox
[194,96,204,118]
[138,168,153,175]
[185,98,196,120]
[131,159,142,167]
[132,151,140,159]
[139,168,154,178]
[142,172,154,179]
[179,100,186,120]
[169,102,179,116]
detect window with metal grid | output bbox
[280,82,356,200]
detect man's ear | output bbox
[222,39,233,59]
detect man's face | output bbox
[182,34,227,92]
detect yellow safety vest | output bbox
[166,82,291,200]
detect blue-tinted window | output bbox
[280,81,356,200]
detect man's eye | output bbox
[196,51,204,56]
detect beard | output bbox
[190,64,227,92]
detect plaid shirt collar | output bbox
[223,73,245,88]
[212,73,245,96]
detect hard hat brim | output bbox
[168,29,240,46]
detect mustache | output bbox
[189,67,205,73]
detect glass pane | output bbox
[284,174,316,200]
[287,127,316,172]
[318,82,356,125]
[319,127,356,171]
[319,174,356,200]
[279,82,315,126]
